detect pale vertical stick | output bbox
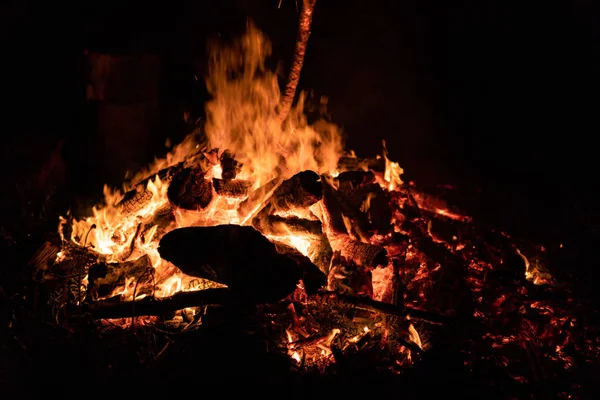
[277,0,318,125]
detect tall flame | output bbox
[61,23,346,300]
[204,23,343,187]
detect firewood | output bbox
[117,163,181,216]
[252,215,322,238]
[158,225,306,304]
[328,235,388,268]
[237,177,281,219]
[257,170,322,216]
[336,156,385,173]
[219,150,242,180]
[307,234,333,274]
[167,167,214,211]
[87,254,153,300]
[81,288,233,319]
[272,241,326,295]
[325,291,450,325]
[141,204,176,240]
[341,182,393,234]
[336,170,376,188]
[321,178,370,236]
[212,178,251,198]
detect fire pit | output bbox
[4,3,599,397]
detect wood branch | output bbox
[213,178,251,198]
[219,150,242,180]
[257,170,322,217]
[81,288,233,319]
[276,0,318,124]
[328,235,388,268]
[237,177,282,219]
[252,215,322,238]
[87,254,152,300]
[336,156,385,173]
[167,167,214,210]
[328,292,450,325]
[158,225,305,304]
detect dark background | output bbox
[1,0,599,290]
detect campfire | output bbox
[19,5,598,397]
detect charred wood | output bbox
[167,167,214,210]
[213,178,251,198]
[87,254,152,300]
[341,182,393,234]
[219,150,242,180]
[82,288,233,319]
[158,225,305,304]
[336,170,376,188]
[328,235,388,268]
[252,215,322,238]
[237,177,281,219]
[257,170,322,216]
[321,177,370,236]
[307,234,333,275]
[336,156,385,173]
[117,163,181,216]
[141,204,176,240]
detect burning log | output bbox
[212,178,251,198]
[237,177,281,218]
[141,204,176,240]
[158,225,307,304]
[257,170,322,216]
[81,288,233,319]
[219,150,242,180]
[328,235,388,268]
[276,0,318,124]
[321,177,370,236]
[336,156,385,173]
[87,254,152,300]
[167,167,214,210]
[307,234,333,274]
[252,215,322,238]
[116,165,178,215]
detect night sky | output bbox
[1,0,599,245]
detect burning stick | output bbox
[276,0,318,124]
[213,178,252,198]
[328,235,388,269]
[252,215,322,238]
[256,170,322,217]
[80,288,233,320]
[87,254,152,300]
[237,177,282,219]
[328,292,450,325]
